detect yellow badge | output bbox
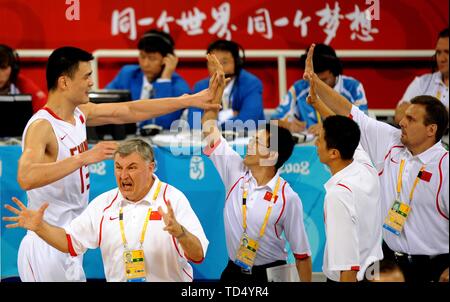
[383,200,411,236]
[123,249,146,282]
[235,233,259,272]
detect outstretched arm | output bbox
[81,55,222,127]
[303,44,352,116]
[3,197,69,253]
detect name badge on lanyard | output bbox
[123,249,147,282]
[383,160,424,236]
[120,181,162,282]
[234,176,281,273]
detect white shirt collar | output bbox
[247,170,281,191]
[413,141,447,165]
[324,160,357,191]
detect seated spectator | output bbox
[395,28,449,125]
[105,29,190,131]
[187,40,265,131]
[271,43,368,135]
[0,44,47,113]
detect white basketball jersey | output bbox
[22,107,90,227]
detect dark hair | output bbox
[410,95,449,143]
[378,259,403,274]
[138,29,174,56]
[300,43,343,76]
[438,28,449,39]
[207,39,245,76]
[46,47,93,91]
[265,123,296,170]
[0,44,20,84]
[322,115,361,160]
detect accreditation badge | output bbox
[383,200,411,236]
[123,249,147,282]
[234,233,259,273]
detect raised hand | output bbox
[161,54,179,79]
[158,201,184,238]
[303,43,316,81]
[306,76,319,107]
[3,197,48,231]
[83,141,119,165]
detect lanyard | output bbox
[242,177,281,239]
[119,180,162,249]
[396,160,425,202]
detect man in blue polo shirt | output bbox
[272,43,368,135]
[106,29,190,131]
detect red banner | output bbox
[0,0,448,50]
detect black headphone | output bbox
[139,31,174,55]
[207,40,246,76]
[0,44,20,83]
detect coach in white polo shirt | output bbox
[395,28,449,125]
[3,139,208,282]
[201,57,312,282]
[304,43,449,283]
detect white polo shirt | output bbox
[399,71,449,108]
[322,147,383,282]
[204,137,311,265]
[64,175,209,282]
[351,105,449,255]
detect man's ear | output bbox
[427,124,438,139]
[57,76,68,90]
[329,148,341,160]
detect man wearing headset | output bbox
[187,39,265,131]
[271,44,368,136]
[0,44,47,113]
[106,29,191,131]
[395,28,449,126]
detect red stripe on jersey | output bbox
[42,107,64,121]
[183,268,193,281]
[225,177,244,202]
[437,153,449,220]
[103,192,119,212]
[163,184,169,205]
[351,266,360,271]
[337,183,352,192]
[98,216,104,246]
[274,182,287,239]
[294,253,310,260]
[66,234,78,257]
[79,114,85,124]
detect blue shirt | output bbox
[271,75,368,128]
[105,65,191,130]
[187,69,265,130]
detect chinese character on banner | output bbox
[156,10,175,33]
[247,8,273,40]
[209,2,237,40]
[316,2,344,45]
[111,7,137,40]
[176,7,207,36]
[137,17,154,27]
[346,5,379,42]
[293,10,312,38]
